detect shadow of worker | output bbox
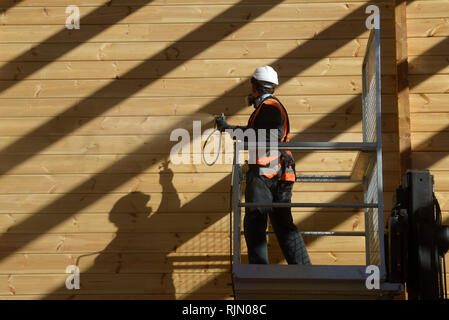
[78,189,177,299]
[51,160,232,299]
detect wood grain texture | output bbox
[0,76,397,98]
[408,37,448,56]
[0,152,400,174]
[409,75,449,94]
[407,1,449,19]
[0,114,398,135]
[0,3,394,25]
[0,211,366,234]
[0,21,395,43]
[0,232,366,253]
[0,39,396,62]
[410,93,449,113]
[0,134,399,155]
[407,18,449,37]
[0,0,391,6]
[409,56,449,75]
[0,95,398,116]
[411,113,449,132]
[0,191,399,214]
[0,58,396,80]
[412,133,449,152]
[0,273,232,295]
[395,0,411,176]
[412,153,449,171]
[0,251,371,275]
[0,172,404,194]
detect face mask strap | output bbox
[247,94,256,106]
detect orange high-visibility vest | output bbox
[247,96,296,182]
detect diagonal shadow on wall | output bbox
[0,0,26,14]
[397,38,449,168]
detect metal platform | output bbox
[233,265,403,300]
[230,28,404,299]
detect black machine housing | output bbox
[387,170,449,299]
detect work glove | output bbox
[215,118,229,132]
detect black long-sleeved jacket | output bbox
[231,95,295,182]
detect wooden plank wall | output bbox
[0,0,415,299]
[407,0,449,297]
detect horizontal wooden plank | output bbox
[0,273,232,295]
[0,3,394,25]
[0,0,390,6]
[0,252,231,274]
[0,173,233,194]
[407,1,449,19]
[0,191,398,214]
[411,113,449,132]
[3,78,252,98]
[0,95,398,116]
[0,58,396,80]
[0,151,400,174]
[0,114,398,135]
[412,152,449,171]
[412,132,449,152]
[408,37,449,56]
[0,39,396,62]
[410,93,449,113]
[0,251,369,275]
[429,172,449,192]
[409,75,449,94]
[0,133,398,156]
[0,232,366,254]
[0,75,396,98]
[1,249,448,276]
[0,155,229,174]
[0,21,394,43]
[0,168,402,194]
[407,18,449,37]
[0,192,227,213]
[0,212,230,234]
[0,211,366,233]
[0,232,230,254]
[408,56,449,75]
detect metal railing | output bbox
[362,28,384,269]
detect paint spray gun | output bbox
[202,113,226,166]
[214,113,226,131]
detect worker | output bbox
[216,66,311,265]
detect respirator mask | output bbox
[247,94,256,107]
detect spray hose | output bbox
[202,114,225,166]
[201,114,236,297]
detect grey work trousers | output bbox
[244,167,311,265]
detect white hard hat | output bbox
[252,66,279,86]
